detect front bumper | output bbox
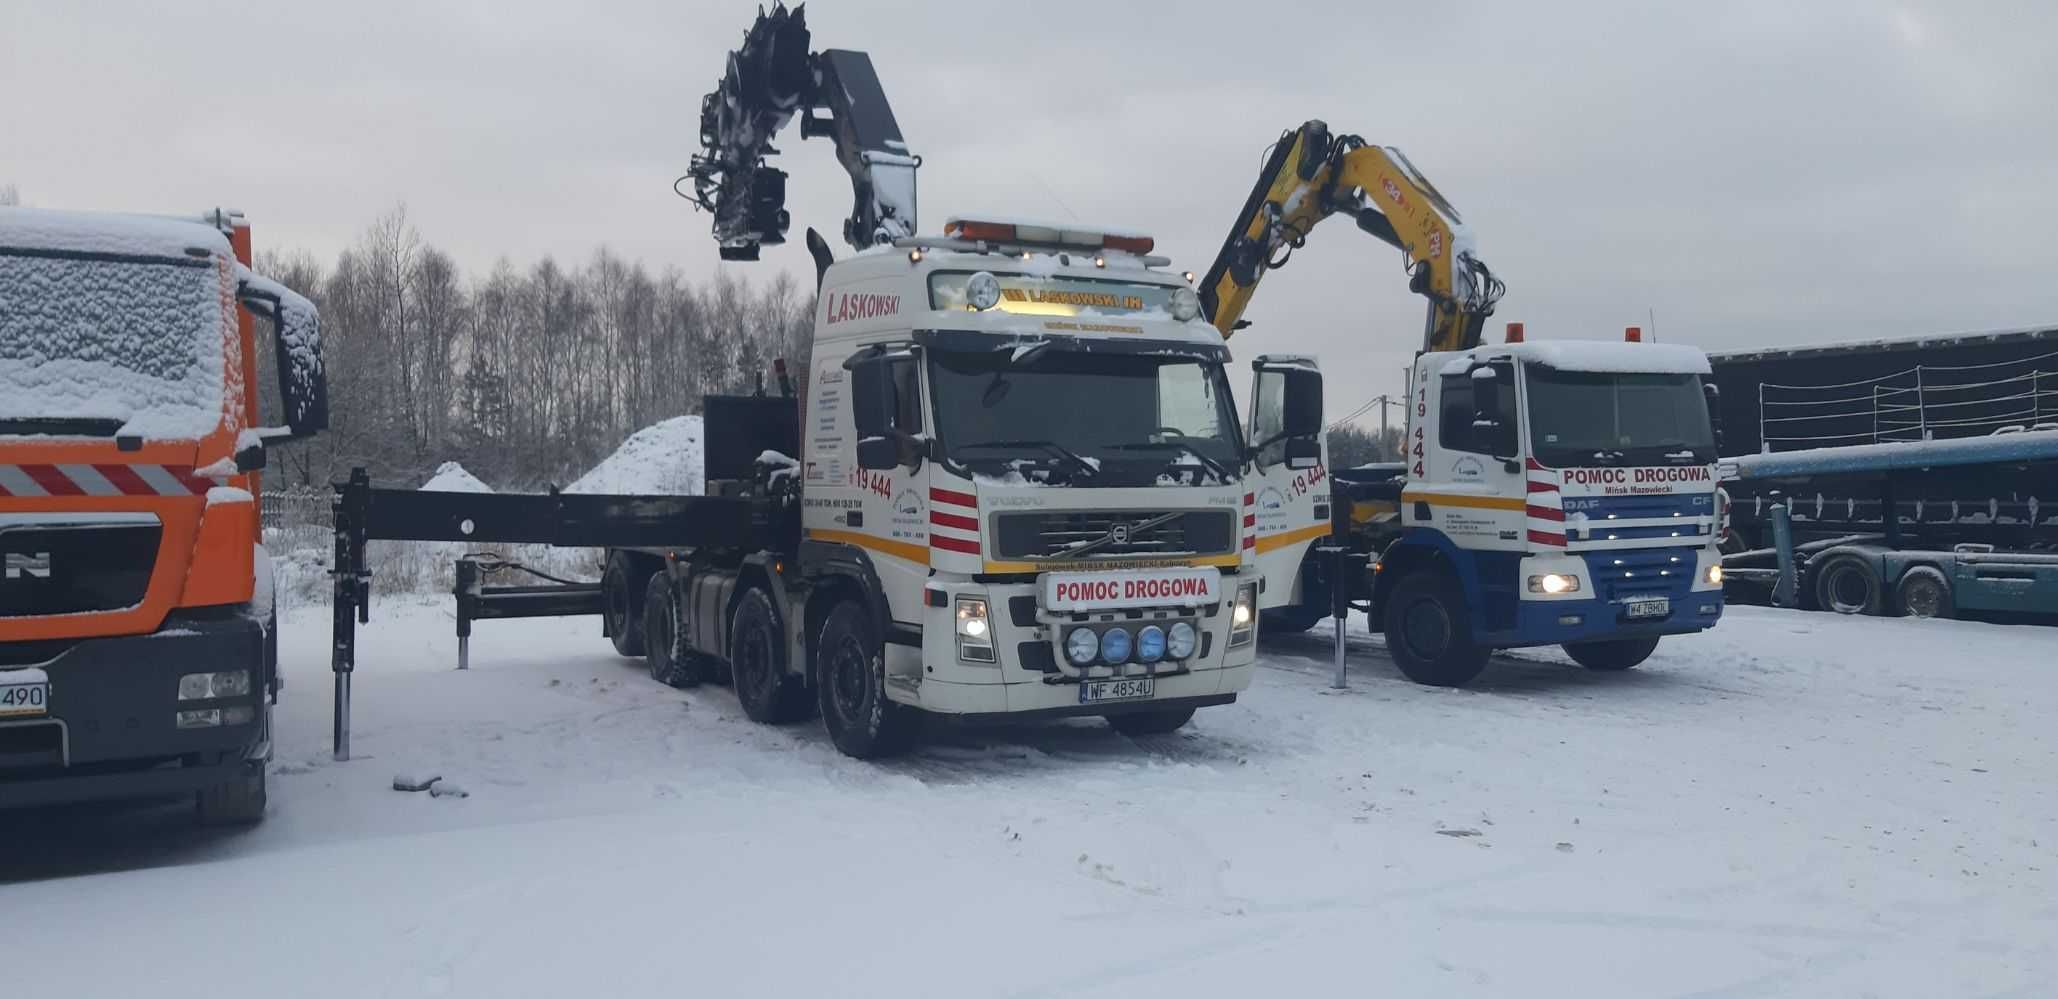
[0,611,270,810]
[1504,591,1723,647]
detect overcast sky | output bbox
[6,0,2055,421]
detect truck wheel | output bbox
[1812,554,1884,615]
[1260,605,1326,636]
[197,764,268,826]
[1108,706,1197,736]
[730,587,812,724]
[1381,570,1490,687]
[814,600,917,758]
[1895,566,1954,619]
[1563,637,1660,671]
[643,573,697,688]
[604,554,646,658]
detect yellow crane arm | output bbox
[1198,121,1503,354]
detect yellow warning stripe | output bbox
[1254,523,1333,554]
[806,528,930,566]
[1401,491,1528,512]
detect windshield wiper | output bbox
[955,440,1099,479]
[1100,440,1232,484]
[0,417,125,437]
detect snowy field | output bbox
[4,603,2055,998]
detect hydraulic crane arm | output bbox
[684,2,919,260]
[1199,120,1504,353]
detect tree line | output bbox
[257,206,814,490]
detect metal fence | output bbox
[261,488,333,555]
[1757,349,2058,452]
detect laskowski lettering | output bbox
[826,292,900,325]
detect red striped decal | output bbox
[930,487,976,509]
[1525,457,1547,471]
[1242,514,1256,528]
[94,464,152,495]
[930,534,981,555]
[1526,479,1558,494]
[930,511,978,532]
[24,465,82,496]
[1526,506,1566,522]
[174,469,216,494]
[1242,493,1255,506]
[1242,536,1256,550]
[1527,529,1567,546]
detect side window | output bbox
[889,357,923,435]
[1439,373,1477,452]
[1250,369,1287,464]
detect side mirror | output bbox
[1703,382,1724,452]
[1285,437,1320,470]
[856,436,900,471]
[234,440,267,473]
[844,353,895,439]
[1471,364,1517,459]
[238,278,328,439]
[1281,368,1324,440]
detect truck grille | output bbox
[0,517,160,617]
[992,510,1236,560]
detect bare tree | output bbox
[0,183,18,206]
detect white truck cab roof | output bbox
[1435,339,1712,376]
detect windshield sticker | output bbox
[931,273,1177,320]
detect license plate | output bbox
[1079,676,1154,704]
[0,679,49,718]
[1624,597,1670,619]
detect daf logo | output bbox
[1109,524,1131,545]
[4,552,51,580]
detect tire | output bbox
[1260,604,1326,636]
[1895,566,1954,619]
[730,587,813,724]
[642,572,696,688]
[197,763,268,826]
[604,554,646,658]
[1718,527,1754,557]
[814,600,918,758]
[1107,706,1197,736]
[1563,636,1660,671]
[1811,553,1884,615]
[1381,570,1490,687]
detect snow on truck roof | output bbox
[0,206,233,259]
[1448,339,1711,376]
[1726,427,2058,481]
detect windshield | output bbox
[1525,366,1714,465]
[927,346,1242,486]
[0,251,225,438]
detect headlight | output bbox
[1100,627,1133,664]
[178,670,251,701]
[1136,625,1166,663]
[967,271,1002,311]
[1527,573,1580,595]
[1065,627,1100,666]
[1705,564,1724,585]
[1230,584,1257,646]
[1169,286,1201,322]
[1166,621,1198,659]
[955,597,990,639]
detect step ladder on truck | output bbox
[1196,120,1728,685]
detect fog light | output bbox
[1705,564,1724,585]
[1528,573,1579,594]
[1136,625,1167,663]
[1100,627,1133,664]
[178,670,251,701]
[966,271,1002,311]
[1558,615,1584,626]
[1065,627,1099,666]
[1167,621,1198,660]
[176,709,223,729]
[1700,603,1719,615]
[222,705,256,726]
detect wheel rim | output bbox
[648,604,671,678]
[1903,579,1942,618]
[827,633,870,725]
[736,615,772,696]
[1401,598,1452,661]
[1826,564,1868,612]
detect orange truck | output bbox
[0,206,326,823]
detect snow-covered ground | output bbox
[5,605,2056,997]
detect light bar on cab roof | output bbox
[943,218,1155,256]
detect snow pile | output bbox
[0,205,232,258]
[1459,340,1712,375]
[419,461,493,493]
[0,247,227,439]
[1729,428,2058,479]
[568,415,704,495]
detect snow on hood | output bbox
[1450,340,1712,376]
[568,416,705,496]
[0,206,233,259]
[420,461,493,493]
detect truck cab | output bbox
[1367,333,1726,684]
[0,206,326,820]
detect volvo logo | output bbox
[1109,524,1131,545]
[4,552,51,580]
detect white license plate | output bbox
[0,681,49,718]
[1624,597,1670,619]
[1079,677,1154,704]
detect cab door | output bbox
[1246,356,1329,611]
